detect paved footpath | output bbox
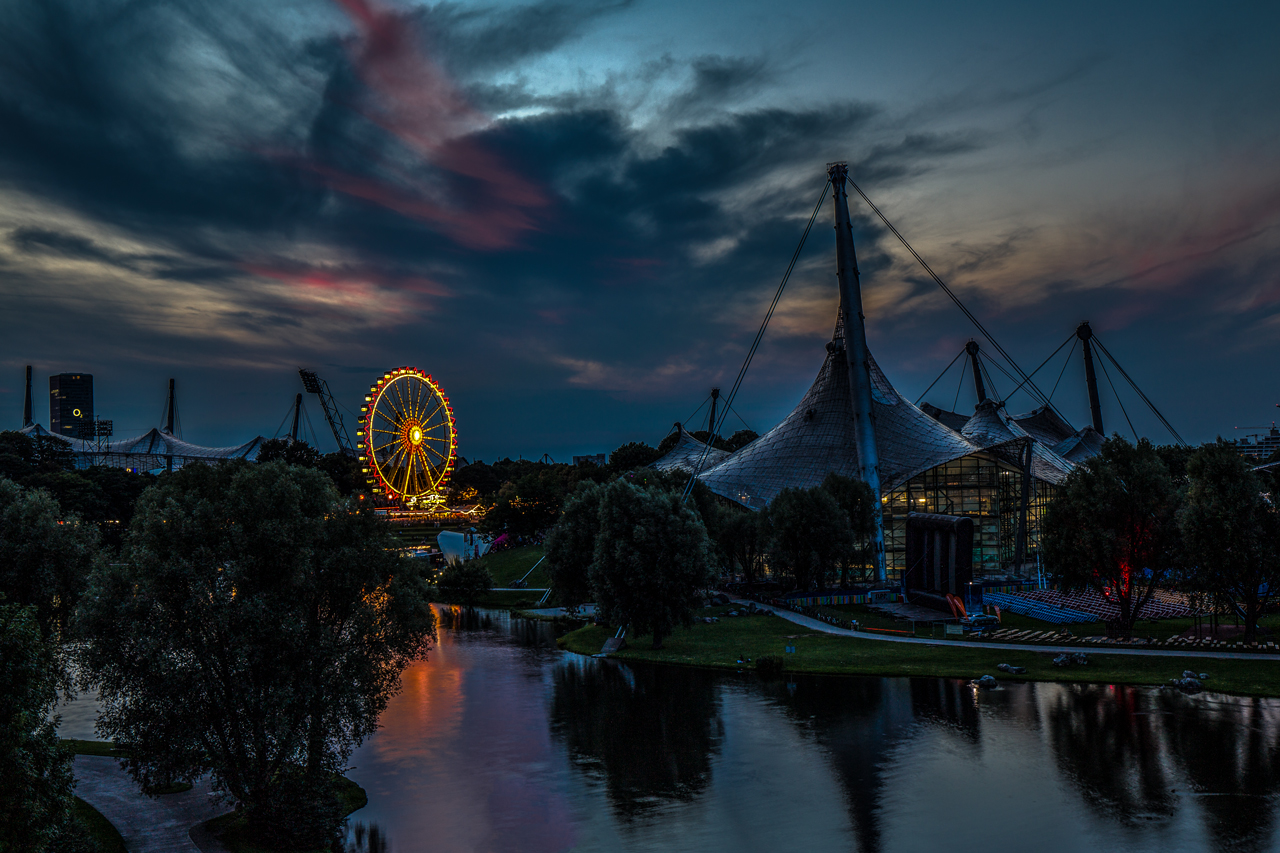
[737,598,1280,662]
[74,756,230,853]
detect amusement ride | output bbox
[357,367,457,511]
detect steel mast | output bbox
[830,162,886,583]
[1076,322,1104,434]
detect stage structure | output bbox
[695,164,1076,581]
[358,367,457,510]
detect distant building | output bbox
[1232,425,1280,461]
[49,373,93,438]
[573,453,607,467]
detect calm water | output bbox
[340,607,1280,853]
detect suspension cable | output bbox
[1094,351,1137,440]
[683,179,832,500]
[1092,335,1186,446]
[1048,337,1079,402]
[913,346,967,405]
[845,178,1072,425]
[1002,331,1075,404]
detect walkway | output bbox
[737,599,1280,662]
[74,756,229,853]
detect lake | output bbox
[339,607,1280,853]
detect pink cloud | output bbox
[309,0,550,248]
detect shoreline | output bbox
[556,611,1280,698]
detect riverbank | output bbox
[558,607,1280,697]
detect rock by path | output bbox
[73,756,230,853]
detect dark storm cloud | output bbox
[0,0,1029,454]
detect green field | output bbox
[559,606,1280,697]
[482,545,548,587]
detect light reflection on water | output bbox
[344,607,1280,853]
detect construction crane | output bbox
[298,369,356,457]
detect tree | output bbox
[722,430,759,453]
[0,479,100,637]
[482,468,573,537]
[256,437,323,468]
[1179,442,1280,643]
[764,486,852,592]
[607,441,661,474]
[590,479,715,649]
[544,481,605,606]
[436,558,494,608]
[0,431,75,482]
[711,504,766,586]
[1043,437,1182,638]
[316,452,364,496]
[0,603,76,853]
[76,461,435,848]
[821,473,877,586]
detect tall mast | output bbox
[829,162,886,583]
[22,366,33,427]
[290,393,303,442]
[1077,322,1104,434]
[708,387,720,444]
[164,378,177,435]
[965,340,988,404]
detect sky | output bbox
[1,0,1278,461]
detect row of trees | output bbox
[454,430,759,540]
[1044,437,1280,640]
[541,470,878,646]
[1,461,437,850]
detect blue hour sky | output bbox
[0,0,1277,460]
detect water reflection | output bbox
[549,659,722,818]
[339,611,1280,853]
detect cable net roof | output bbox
[650,424,728,474]
[698,321,981,509]
[1011,405,1076,446]
[21,424,265,466]
[960,400,1075,485]
[1051,426,1104,464]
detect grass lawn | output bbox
[74,796,126,853]
[482,545,548,587]
[559,606,1280,697]
[62,739,128,758]
[201,775,367,853]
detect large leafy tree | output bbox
[435,558,494,608]
[0,603,76,853]
[590,479,715,648]
[764,486,853,592]
[821,473,877,586]
[710,503,766,586]
[1179,442,1280,643]
[0,479,100,637]
[544,481,605,606]
[1043,437,1182,637]
[77,461,436,848]
[607,441,662,474]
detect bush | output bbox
[756,655,785,678]
[436,559,494,607]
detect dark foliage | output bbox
[435,558,494,608]
[591,479,715,648]
[0,603,77,853]
[76,461,436,848]
[544,481,605,606]
[764,486,853,592]
[0,479,100,637]
[1179,442,1280,642]
[1043,437,1182,638]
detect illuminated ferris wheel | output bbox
[358,367,456,506]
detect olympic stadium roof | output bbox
[697,320,983,509]
[20,423,265,469]
[960,400,1075,485]
[650,423,730,475]
[1050,426,1105,465]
